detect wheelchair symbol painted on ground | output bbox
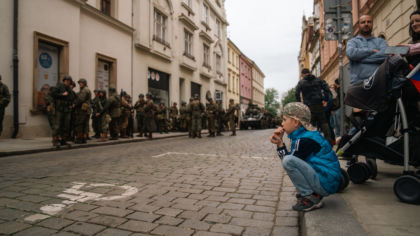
[24,182,138,222]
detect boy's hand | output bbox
[271,127,284,147]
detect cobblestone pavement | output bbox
[0,129,298,236]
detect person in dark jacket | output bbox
[295,68,333,145]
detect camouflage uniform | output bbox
[190,96,205,138]
[43,88,55,129]
[226,99,237,136]
[216,100,225,136]
[107,88,121,140]
[206,99,217,137]
[93,90,109,142]
[179,102,187,131]
[186,98,193,137]
[157,103,168,133]
[134,94,146,137]
[74,79,92,143]
[120,93,132,138]
[169,103,178,131]
[51,76,75,146]
[144,94,157,139]
[0,76,11,136]
[91,90,100,138]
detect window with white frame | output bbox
[184,30,193,58]
[216,19,221,38]
[154,9,168,45]
[216,54,221,73]
[202,4,209,24]
[203,44,210,68]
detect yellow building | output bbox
[251,62,265,108]
[227,39,240,105]
[298,16,311,78]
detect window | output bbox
[216,54,221,73]
[101,0,111,16]
[203,44,210,68]
[202,4,209,24]
[184,30,193,59]
[216,19,221,38]
[154,9,168,46]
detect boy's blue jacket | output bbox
[288,127,341,194]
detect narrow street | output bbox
[0,129,299,236]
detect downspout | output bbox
[12,0,19,138]
[131,0,134,98]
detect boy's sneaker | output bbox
[292,193,323,212]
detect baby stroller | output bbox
[337,53,420,204]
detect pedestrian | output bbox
[94,89,109,142]
[119,91,132,138]
[43,85,55,130]
[346,15,387,85]
[186,98,193,137]
[50,76,75,146]
[295,68,333,145]
[107,86,121,140]
[216,100,225,136]
[127,95,135,138]
[169,102,178,131]
[190,94,205,138]
[68,80,77,142]
[226,98,237,136]
[0,74,11,136]
[157,103,168,133]
[134,93,146,137]
[91,89,100,139]
[144,93,157,139]
[206,98,217,137]
[179,101,187,131]
[73,78,92,144]
[270,102,341,212]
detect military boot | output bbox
[98,133,107,142]
[148,132,153,139]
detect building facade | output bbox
[0,0,133,138]
[239,54,253,113]
[227,39,240,105]
[251,62,265,107]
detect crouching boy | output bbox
[271,102,341,211]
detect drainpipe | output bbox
[12,0,19,138]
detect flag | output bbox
[408,64,420,93]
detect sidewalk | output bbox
[0,131,194,157]
[302,159,420,236]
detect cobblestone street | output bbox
[0,129,299,236]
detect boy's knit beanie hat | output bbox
[282,102,315,131]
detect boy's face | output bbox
[281,115,301,134]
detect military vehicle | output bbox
[240,104,274,129]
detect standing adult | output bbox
[107,87,121,140]
[206,98,217,137]
[179,101,187,131]
[94,89,109,142]
[226,99,237,136]
[190,94,205,138]
[216,100,225,136]
[73,79,92,144]
[144,93,157,139]
[91,89,100,138]
[0,75,11,136]
[134,94,146,137]
[186,98,193,137]
[169,102,179,131]
[295,68,333,144]
[51,76,75,146]
[346,15,388,85]
[120,92,132,138]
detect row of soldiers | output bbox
[46,76,239,147]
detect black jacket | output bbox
[295,74,330,106]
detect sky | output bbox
[225,0,314,98]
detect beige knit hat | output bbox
[281,102,316,131]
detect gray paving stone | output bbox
[204,213,232,224]
[129,203,161,213]
[118,220,158,233]
[179,219,211,230]
[242,226,271,236]
[127,211,162,222]
[244,205,276,213]
[61,210,99,221]
[272,226,299,236]
[218,203,244,210]
[276,210,298,217]
[70,203,99,212]
[252,212,275,221]
[0,208,28,220]
[256,200,277,207]
[228,198,256,205]
[13,226,57,236]
[0,191,25,198]
[17,195,51,203]
[253,195,279,201]
[95,228,132,236]
[155,215,184,226]
[225,193,252,199]
[194,231,231,236]
[205,196,229,202]
[210,223,243,235]
[203,191,226,196]
[212,187,236,192]
[222,209,253,219]
[196,200,220,208]
[187,194,208,200]
[51,231,80,236]
[38,217,75,230]
[64,222,106,235]
[231,217,274,228]
[151,225,194,236]
[88,215,127,227]
[0,221,32,235]
[92,206,133,217]
[171,203,201,211]
[155,207,182,217]
[275,216,298,226]
[178,188,203,194]
[178,210,207,220]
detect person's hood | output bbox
[303,74,316,81]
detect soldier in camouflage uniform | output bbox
[119,91,132,138]
[226,98,238,136]
[91,89,100,138]
[51,76,75,146]
[134,93,146,137]
[179,101,187,131]
[73,79,92,144]
[68,81,77,142]
[206,98,217,137]
[93,89,109,142]
[43,86,55,130]
[186,98,193,137]
[157,103,168,133]
[216,100,225,136]
[169,102,178,131]
[190,94,205,138]
[0,75,11,136]
[144,93,157,139]
[107,87,121,140]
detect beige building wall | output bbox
[227,39,240,105]
[252,63,265,108]
[0,0,133,138]
[132,0,228,107]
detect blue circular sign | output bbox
[39,53,52,69]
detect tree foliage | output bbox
[264,88,281,116]
[281,87,297,108]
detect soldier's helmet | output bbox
[63,75,72,82]
[109,86,116,92]
[281,102,315,131]
[77,78,87,85]
[139,93,144,97]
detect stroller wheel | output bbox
[338,168,350,192]
[393,175,420,204]
[366,158,378,179]
[347,162,370,184]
